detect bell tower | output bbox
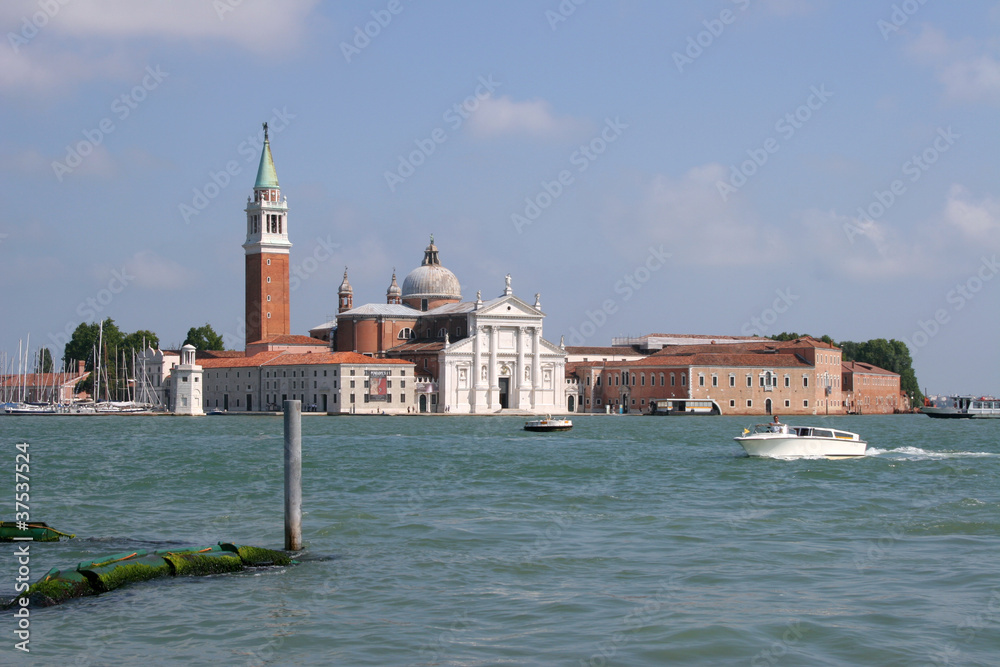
[243,123,291,346]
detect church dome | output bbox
[401,236,461,301]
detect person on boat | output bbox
[770,415,788,434]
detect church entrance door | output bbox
[419,395,428,413]
[498,378,510,409]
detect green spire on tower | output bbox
[254,122,279,189]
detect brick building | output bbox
[570,336,847,416]
[842,360,906,414]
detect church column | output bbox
[516,326,526,409]
[488,325,498,409]
[472,325,483,412]
[532,326,541,408]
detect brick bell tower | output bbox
[243,122,291,346]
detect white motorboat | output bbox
[524,417,573,432]
[734,422,866,458]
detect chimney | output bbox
[78,360,86,374]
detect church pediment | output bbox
[474,295,544,320]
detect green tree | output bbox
[63,319,161,400]
[34,347,54,374]
[123,329,160,352]
[183,324,225,351]
[840,338,923,405]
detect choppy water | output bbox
[1,414,999,666]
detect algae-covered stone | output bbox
[4,569,94,608]
[229,545,294,567]
[163,551,244,576]
[84,556,172,592]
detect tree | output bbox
[34,347,53,374]
[183,324,225,351]
[123,329,160,352]
[840,338,923,405]
[63,319,161,400]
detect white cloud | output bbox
[612,164,774,267]
[905,24,1000,105]
[0,0,320,95]
[465,95,591,140]
[120,251,197,290]
[943,184,1000,240]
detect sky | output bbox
[2,0,999,395]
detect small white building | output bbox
[171,344,204,416]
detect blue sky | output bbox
[2,0,1000,395]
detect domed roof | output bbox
[401,236,461,300]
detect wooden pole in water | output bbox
[284,399,302,551]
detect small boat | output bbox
[524,416,573,432]
[921,395,1000,419]
[734,422,866,458]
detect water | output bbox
[2,414,999,666]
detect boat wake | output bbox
[867,446,999,459]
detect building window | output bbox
[803,400,809,407]
[746,399,752,408]
[803,376,809,388]
[681,374,687,386]
[729,374,735,387]
[730,399,736,407]
[698,374,705,387]
[784,375,790,388]
[266,295,271,302]
[712,374,718,387]
[266,259,271,266]
[267,277,271,283]
[659,373,665,386]
[670,373,675,386]
[784,400,790,408]
[746,375,752,388]
[596,376,601,386]
[266,313,271,319]
[641,374,645,386]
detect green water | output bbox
[1,414,999,665]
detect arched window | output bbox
[398,328,414,340]
[640,373,645,386]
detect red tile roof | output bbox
[842,361,898,376]
[624,352,812,369]
[0,372,89,387]
[197,350,411,369]
[246,334,329,346]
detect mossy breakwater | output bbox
[5,543,295,608]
